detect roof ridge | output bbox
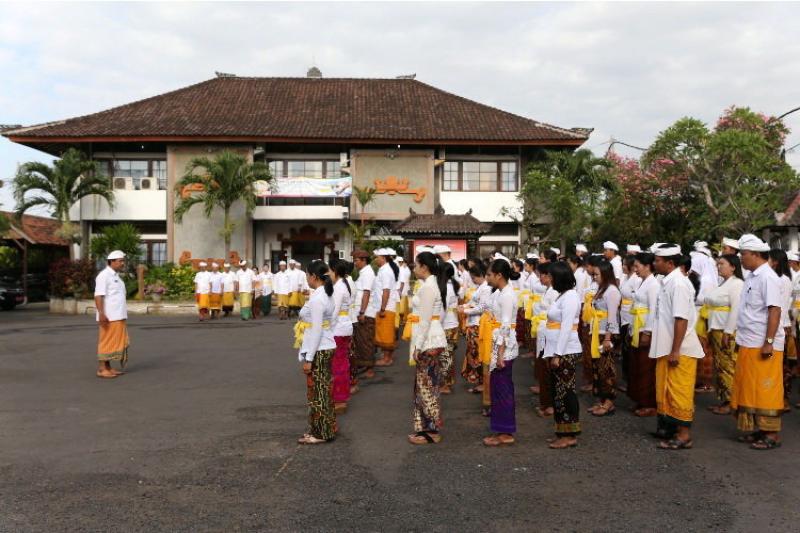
[411,80,587,140]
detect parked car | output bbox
[0,277,25,310]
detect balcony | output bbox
[252,175,351,220]
[74,188,167,221]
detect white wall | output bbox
[76,190,167,221]
[252,205,348,221]
[439,191,520,222]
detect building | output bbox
[3,72,590,268]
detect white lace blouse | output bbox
[410,275,447,353]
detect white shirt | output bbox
[236,268,254,293]
[649,268,704,359]
[297,286,336,361]
[193,271,211,295]
[209,272,223,294]
[704,276,744,334]
[619,273,639,327]
[289,268,304,292]
[331,278,354,337]
[443,281,459,330]
[574,267,591,301]
[410,275,447,353]
[736,262,785,351]
[779,274,792,329]
[397,265,411,297]
[632,274,659,334]
[260,272,274,296]
[94,266,127,322]
[221,271,236,292]
[610,255,623,282]
[490,284,519,370]
[543,289,582,358]
[464,281,492,327]
[372,263,399,313]
[356,264,377,318]
[593,284,621,335]
[274,270,291,295]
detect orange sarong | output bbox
[731,346,784,432]
[655,355,697,425]
[97,319,129,367]
[375,311,397,349]
[209,293,222,311]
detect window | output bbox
[152,160,167,190]
[443,162,459,191]
[268,160,342,179]
[440,160,518,192]
[478,242,518,258]
[96,159,167,189]
[114,160,148,189]
[140,241,167,266]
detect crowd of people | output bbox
[293,236,799,452]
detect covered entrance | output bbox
[279,225,340,268]
[393,205,491,261]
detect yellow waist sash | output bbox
[697,304,731,337]
[518,289,531,308]
[546,321,579,331]
[630,307,649,348]
[525,293,541,320]
[294,320,331,349]
[590,308,609,359]
[478,313,515,364]
[581,292,595,323]
[339,311,350,317]
[401,313,440,341]
[794,300,800,310]
[530,311,546,338]
[621,298,633,307]
[465,287,477,302]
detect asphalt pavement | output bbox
[1,308,799,532]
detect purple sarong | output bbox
[490,359,516,434]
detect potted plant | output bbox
[145,281,167,302]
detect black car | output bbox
[0,277,25,310]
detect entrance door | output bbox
[292,240,325,268]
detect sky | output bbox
[2,1,800,215]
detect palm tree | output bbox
[13,148,114,258]
[173,150,272,256]
[352,185,377,226]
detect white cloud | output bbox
[2,1,800,213]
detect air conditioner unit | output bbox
[113,176,133,190]
[139,177,154,190]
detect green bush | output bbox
[48,258,96,298]
[145,262,195,300]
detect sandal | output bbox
[483,434,515,447]
[710,405,732,415]
[548,437,578,449]
[408,431,441,445]
[634,407,657,417]
[750,437,782,450]
[591,405,616,417]
[657,438,693,450]
[736,431,764,443]
[536,407,554,418]
[586,403,602,413]
[299,435,328,445]
[96,371,118,379]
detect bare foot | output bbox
[549,437,578,449]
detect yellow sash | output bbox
[465,287,477,302]
[518,289,531,308]
[630,306,649,348]
[590,307,609,359]
[401,313,440,341]
[794,300,800,310]
[697,304,731,336]
[294,320,331,349]
[581,291,595,323]
[530,311,546,338]
[478,313,515,364]
[339,311,350,317]
[546,321,579,331]
[621,298,633,307]
[525,293,541,320]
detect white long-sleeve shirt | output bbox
[331,278,353,337]
[297,286,336,362]
[490,284,519,370]
[443,281,459,330]
[779,274,793,330]
[592,284,621,335]
[704,276,744,334]
[632,274,659,334]
[463,281,492,327]
[574,267,591,301]
[543,289,582,358]
[619,273,640,327]
[410,275,447,353]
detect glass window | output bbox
[94,160,109,177]
[152,160,167,190]
[326,161,341,178]
[151,242,167,266]
[443,161,459,191]
[462,162,480,191]
[479,162,498,192]
[501,162,517,192]
[288,161,323,178]
[269,160,283,178]
[113,160,148,189]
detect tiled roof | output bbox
[3,77,590,144]
[393,207,492,235]
[1,211,70,246]
[773,190,800,226]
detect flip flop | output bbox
[750,437,782,450]
[548,439,578,449]
[657,438,693,450]
[96,372,117,379]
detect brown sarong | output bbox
[627,343,656,408]
[352,316,376,369]
[97,320,129,367]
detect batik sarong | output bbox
[461,325,482,384]
[579,324,593,386]
[307,349,335,441]
[413,348,443,433]
[441,327,459,387]
[97,319,129,367]
[731,347,784,432]
[253,295,262,318]
[708,330,737,404]
[535,355,553,409]
[655,355,698,428]
[351,317,376,370]
[490,360,516,434]
[627,343,656,409]
[550,353,581,436]
[592,341,617,401]
[333,336,351,404]
[619,324,631,385]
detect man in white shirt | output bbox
[396,256,412,326]
[649,243,704,450]
[194,261,212,322]
[94,250,129,379]
[352,249,377,380]
[208,262,224,319]
[260,263,274,316]
[603,241,623,282]
[236,260,255,321]
[221,263,236,317]
[731,234,785,449]
[433,244,459,281]
[274,260,291,320]
[374,248,400,367]
[288,260,305,317]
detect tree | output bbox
[0,180,10,233]
[89,223,143,273]
[516,149,612,250]
[606,106,799,246]
[12,148,114,258]
[173,150,272,256]
[352,185,377,226]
